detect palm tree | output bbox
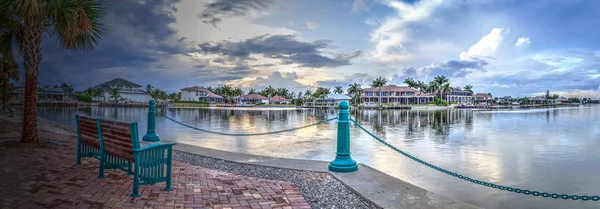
[145,84,154,94]
[433,76,449,99]
[0,58,19,109]
[276,88,289,98]
[463,85,473,93]
[440,83,451,101]
[108,87,120,104]
[93,87,104,101]
[1,0,105,143]
[334,86,344,94]
[404,77,417,88]
[371,77,387,105]
[265,85,275,97]
[248,88,257,94]
[347,83,363,105]
[304,89,312,99]
[60,82,73,93]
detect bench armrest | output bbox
[134,142,177,152]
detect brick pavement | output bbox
[0,131,310,209]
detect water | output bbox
[38,105,600,209]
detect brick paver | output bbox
[0,131,309,209]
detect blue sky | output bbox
[36,0,600,98]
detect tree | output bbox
[333,86,344,94]
[347,83,363,105]
[433,76,449,99]
[276,88,289,98]
[1,0,105,143]
[440,83,451,100]
[463,85,473,93]
[60,82,73,93]
[312,87,330,99]
[371,77,387,105]
[248,88,257,94]
[108,87,120,104]
[0,58,19,109]
[304,89,312,99]
[404,77,417,88]
[145,84,153,94]
[545,90,551,99]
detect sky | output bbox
[34,0,600,98]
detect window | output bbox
[407,92,414,96]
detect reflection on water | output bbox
[39,105,600,209]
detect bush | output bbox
[256,102,266,105]
[77,94,92,103]
[173,100,209,105]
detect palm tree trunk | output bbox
[2,79,7,110]
[21,23,43,143]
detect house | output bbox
[9,87,76,104]
[474,93,494,104]
[554,97,568,104]
[360,85,434,104]
[180,86,225,103]
[530,96,549,104]
[315,94,352,106]
[94,78,151,103]
[445,88,474,104]
[270,95,288,104]
[236,94,269,104]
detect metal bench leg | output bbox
[131,156,140,197]
[76,142,82,165]
[165,148,173,191]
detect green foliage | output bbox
[433,96,448,106]
[569,98,580,103]
[77,94,92,103]
[174,100,209,105]
[312,87,331,99]
[333,86,344,94]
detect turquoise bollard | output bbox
[329,100,358,172]
[142,100,160,142]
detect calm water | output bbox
[39,105,600,209]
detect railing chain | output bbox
[157,111,337,136]
[349,118,599,201]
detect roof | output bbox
[100,86,147,94]
[181,86,210,92]
[531,96,547,100]
[363,85,418,92]
[239,94,268,100]
[474,93,493,99]
[204,92,224,99]
[271,96,285,101]
[95,78,142,88]
[325,94,351,100]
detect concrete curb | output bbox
[174,143,480,209]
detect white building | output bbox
[94,78,151,103]
[180,86,225,103]
[315,94,352,106]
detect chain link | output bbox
[350,118,599,201]
[157,111,337,136]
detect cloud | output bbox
[235,71,308,93]
[305,22,320,30]
[459,28,506,60]
[316,73,376,88]
[196,34,362,68]
[199,0,273,27]
[368,0,444,62]
[515,37,531,47]
[352,0,370,13]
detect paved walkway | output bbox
[0,130,309,209]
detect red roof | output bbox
[270,96,285,101]
[240,94,268,100]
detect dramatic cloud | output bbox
[196,34,362,68]
[316,73,376,89]
[305,22,320,30]
[235,71,308,93]
[515,37,531,47]
[459,28,506,60]
[199,0,273,27]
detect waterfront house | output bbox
[315,94,352,106]
[180,86,225,103]
[360,85,433,104]
[445,88,474,104]
[94,78,151,103]
[530,96,549,104]
[237,94,269,104]
[554,97,568,104]
[474,93,494,104]
[9,87,76,104]
[270,95,289,104]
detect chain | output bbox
[350,118,599,201]
[157,111,337,136]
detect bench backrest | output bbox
[76,115,101,149]
[99,119,140,162]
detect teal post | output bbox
[142,100,160,142]
[329,100,358,172]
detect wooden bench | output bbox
[76,114,176,197]
[75,115,102,165]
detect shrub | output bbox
[77,94,92,103]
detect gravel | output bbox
[174,151,381,209]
